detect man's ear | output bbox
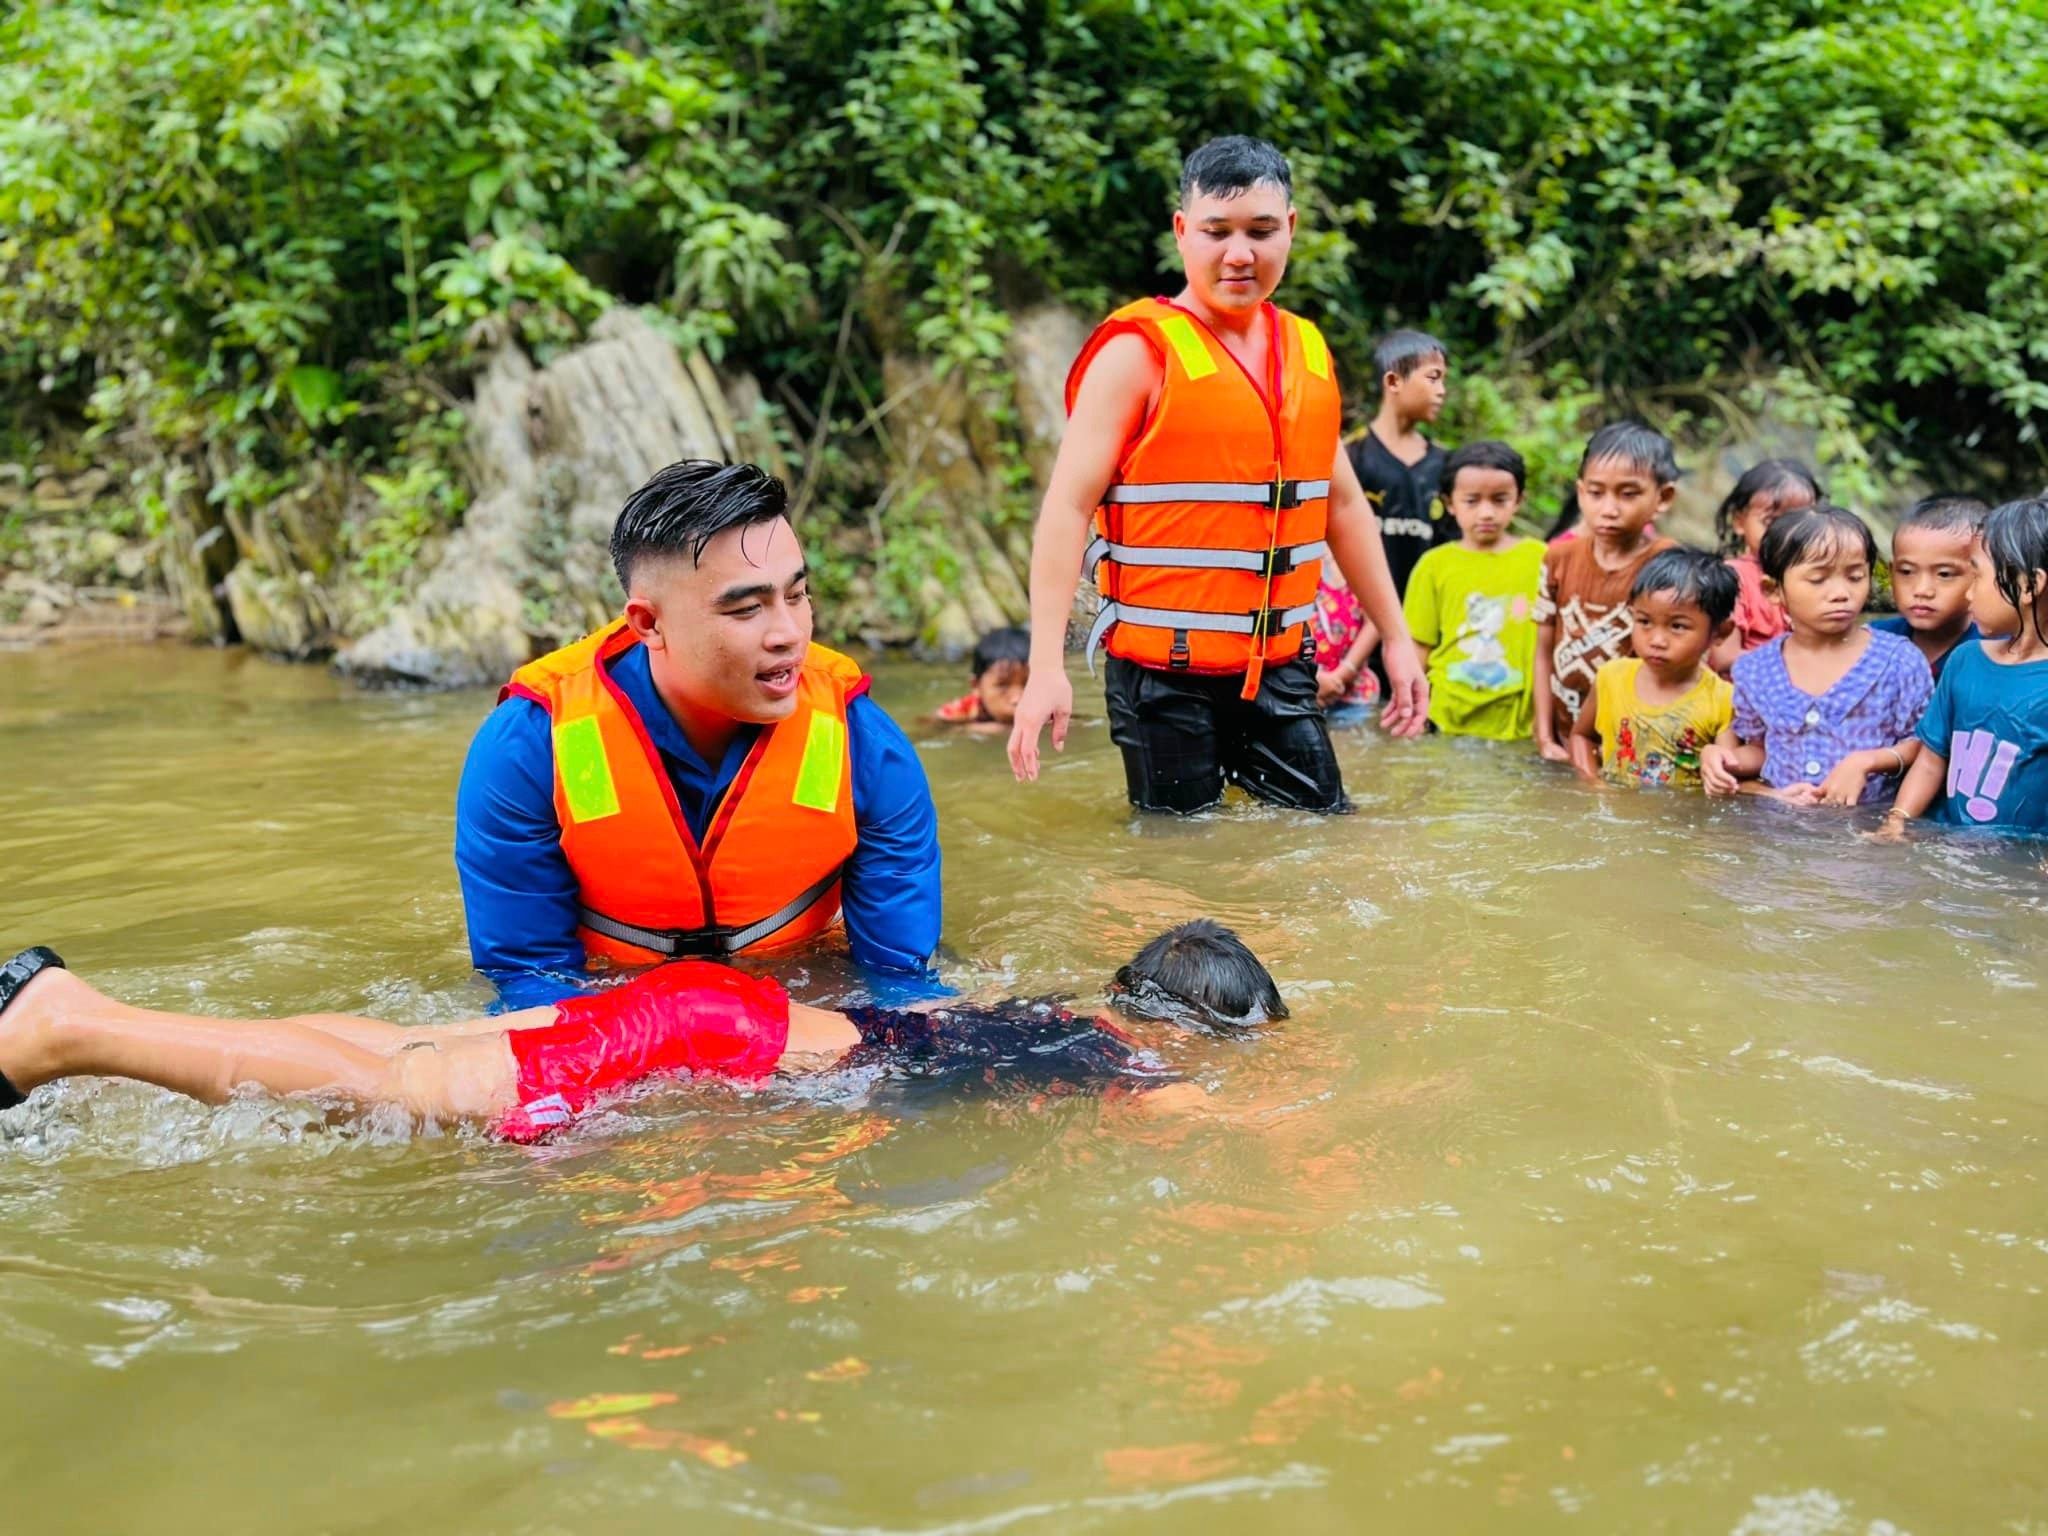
[622,594,663,650]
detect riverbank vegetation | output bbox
[5,0,2046,653]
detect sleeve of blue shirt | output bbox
[453,697,595,1011]
[842,692,946,997]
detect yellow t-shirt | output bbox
[1592,658,1734,789]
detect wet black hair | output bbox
[1979,496,2048,645]
[1713,459,1823,554]
[1578,421,1680,487]
[1897,493,1990,540]
[970,625,1030,677]
[1373,328,1448,383]
[1179,135,1292,206]
[1442,439,1526,498]
[1112,919,1286,1030]
[1630,547,1738,627]
[609,459,788,589]
[1756,504,1879,585]
[1545,484,1581,540]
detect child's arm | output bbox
[1567,690,1602,783]
[1818,740,1921,808]
[1317,621,1379,706]
[1532,617,1566,761]
[1700,735,1764,796]
[1873,750,1947,839]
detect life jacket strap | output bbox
[1085,600,1318,674]
[576,868,841,959]
[1085,536,1328,581]
[1103,477,1330,508]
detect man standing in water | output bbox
[455,460,941,1007]
[1007,136,1428,812]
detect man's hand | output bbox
[1818,753,1874,807]
[1007,668,1075,782]
[1700,742,1741,796]
[1377,641,1429,738]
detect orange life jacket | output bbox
[1067,296,1343,698]
[501,619,866,968]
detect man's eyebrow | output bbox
[716,565,807,605]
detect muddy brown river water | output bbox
[2,642,2044,1533]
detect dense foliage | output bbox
[5,0,2047,617]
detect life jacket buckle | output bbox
[1168,628,1192,669]
[1270,478,1305,511]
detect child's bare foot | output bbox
[0,948,82,1101]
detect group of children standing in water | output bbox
[944,329,2048,838]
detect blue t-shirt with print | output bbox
[1914,638,2048,835]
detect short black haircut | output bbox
[1113,919,1286,1030]
[1898,493,1990,540]
[1373,328,1448,382]
[1757,503,1879,585]
[1980,496,2048,644]
[609,460,789,590]
[1630,547,1738,627]
[1179,135,1292,206]
[1579,421,1680,487]
[1714,459,1823,553]
[970,625,1030,676]
[1442,439,1526,498]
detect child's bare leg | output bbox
[294,1006,557,1054]
[1,969,515,1123]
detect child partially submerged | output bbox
[934,625,1030,728]
[1571,548,1736,790]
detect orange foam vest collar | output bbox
[503,619,866,967]
[1066,297,1343,696]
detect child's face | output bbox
[1384,355,1447,424]
[1966,540,2022,637]
[1446,465,1521,548]
[1770,532,1871,638]
[974,659,1028,724]
[1730,482,1814,558]
[1576,456,1672,544]
[1628,588,1721,681]
[1890,523,1976,638]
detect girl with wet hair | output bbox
[0,923,1283,1141]
[1702,506,1932,806]
[1883,496,2048,835]
[1714,459,1823,658]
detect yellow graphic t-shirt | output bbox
[1592,658,1734,789]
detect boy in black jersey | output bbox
[1322,331,1453,704]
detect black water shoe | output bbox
[0,946,64,1109]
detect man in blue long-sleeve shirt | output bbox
[455,460,942,1010]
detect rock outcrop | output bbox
[337,308,754,688]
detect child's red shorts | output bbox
[494,961,790,1142]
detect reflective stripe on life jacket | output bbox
[1066,296,1343,698]
[501,619,866,968]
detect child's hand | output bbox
[1700,743,1740,796]
[1534,733,1569,764]
[1772,782,1824,806]
[1862,813,1910,845]
[1315,667,1347,707]
[1568,736,1601,784]
[1818,754,1875,807]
